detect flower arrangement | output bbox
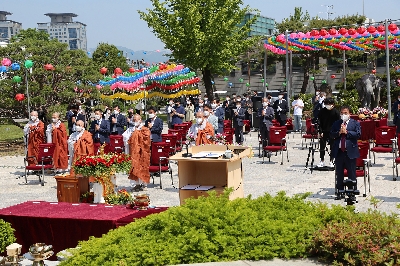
[357,107,372,119]
[213,133,226,145]
[372,107,388,118]
[185,132,196,144]
[80,192,94,203]
[105,189,132,205]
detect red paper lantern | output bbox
[348,28,357,35]
[329,28,338,35]
[367,26,376,33]
[372,69,376,74]
[377,25,385,32]
[310,29,319,36]
[339,28,348,35]
[100,67,107,75]
[128,67,135,73]
[44,64,54,71]
[388,23,398,32]
[319,29,328,36]
[114,68,123,75]
[357,27,366,34]
[15,93,25,101]
[330,74,336,79]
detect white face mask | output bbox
[75,126,83,132]
[134,121,141,127]
[211,104,217,109]
[226,98,230,101]
[30,116,37,121]
[278,95,283,99]
[52,118,59,123]
[325,105,333,110]
[114,110,119,115]
[237,98,241,102]
[196,118,203,124]
[199,103,203,107]
[106,110,111,114]
[316,91,320,95]
[148,113,155,119]
[204,98,208,101]
[341,114,350,122]
[204,111,210,117]
[263,102,268,107]
[94,115,101,120]
[236,105,241,109]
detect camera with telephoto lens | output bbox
[338,179,360,205]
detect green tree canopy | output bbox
[0,29,101,119]
[92,43,129,75]
[138,0,261,97]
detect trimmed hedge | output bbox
[0,219,16,253]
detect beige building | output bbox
[0,11,22,43]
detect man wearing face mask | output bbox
[203,94,209,105]
[317,98,340,168]
[223,95,233,120]
[68,120,94,173]
[214,99,225,134]
[184,99,195,122]
[233,97,246,144]
[144,106,163,143]
[24,111,45,166]
[258,98,274,154]
[89,109,110,146]
[46,112,68,173]
[109,105,126,135]
[330,106,361,199]
[273,91,289,126]
[170,99,186,127]
[203,104,218,134]
[66,104,77,135]
[188,111,215,145]
[166,100,174,129]
[128,114,151,191]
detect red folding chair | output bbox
[108,135,124,153]
[222,133,233,144]
[161,134,178,154]
[168,129,183,152]
[24,143,55,186]
[182,122,192,131]
[343,142,370,197]
[392,133,400,181]
[272,119,280,127]
[262,126,289,165]
[370,126,396,164]
[243,120,251,134]
[301,119,318,149]
[224,127,234,135]
[223,120,232,129]
[94,143,101,155]
[149,142,173,189]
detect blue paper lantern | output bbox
[11,63,20,71]
[396,68,400,73]
[0,66,7,72]
[228,82,233,87]
[105,52,109,56]
[211,81,215,85]
[118,52,121,56]
[143,51,147,54]
[87,52,91,55]
[131,52,134,55]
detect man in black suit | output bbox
[144,106,163,143]
[89,109,110,144]
[214,99,225,134]
[330,105,361,200]
[233,97,246,144]
[273,91,289,126]
[223,95,233,120]
[109,105,126,135]
[258,98,274,147]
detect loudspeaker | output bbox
[252,112,260,128]
[253,100,262,112]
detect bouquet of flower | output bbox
[105,189,132,205]
[73,153,131,178]
[185,132,196,145]
[357,107,372,119]
[80,192,94,203]
[372,107,388,118]
[213,133,226,145]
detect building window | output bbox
[68,28,77,38]
[69,39,78,50]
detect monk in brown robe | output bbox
[68,120,94,174]
[128,114,151,191]
[188,111,215,146]
[23,111,45,166]
[46,112,68,172]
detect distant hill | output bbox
[87,46,171,64]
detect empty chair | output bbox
[149,142,173,189]
[108,135,124,153]
[370,126,396,164]
[301,119,318,149]
[24,143,55,186]
[161,134,178,154]
[262,126,289,165]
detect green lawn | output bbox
[0,124,24,142]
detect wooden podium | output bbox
[54,175,89,203]
[170,145,251,205]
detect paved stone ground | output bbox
[1,127,400,265]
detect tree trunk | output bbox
[301,69,309,94]
[202,69,213,100]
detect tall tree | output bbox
[92,43,129,75]
[138,0,260,98]
[276,9,365,93]
[0,29,100,120]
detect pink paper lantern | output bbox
[1,58,11,66]
[96,84,102,90]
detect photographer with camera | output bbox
[317,98,340,168]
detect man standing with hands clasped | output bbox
[273,91,289,126]
[330,106,361,200]
[233,97,246,145]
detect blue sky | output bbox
[2,0,398,50]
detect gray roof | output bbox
[0,11,12,16]
[44,13,78,17]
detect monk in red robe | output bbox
[128,114,151,191]
[68,120,94,174]
[23,111,45,166]
[188,111,215,146]
[46,112,68,172]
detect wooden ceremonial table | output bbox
[170,145,251,205]
[0,201,167,259]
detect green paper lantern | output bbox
[322,80,327,84]
[239,78,244,82]
[282,82,287,86]
[261,78,265,83]
[12,76,22,83]
[310,77,315,81]
[24,60,33,68]
[246,83,250,87]
[223,77,228,81]
[265,83,269,87]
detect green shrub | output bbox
[312,210,400,265]
[0,219,16,253]
[60,191,354,266]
